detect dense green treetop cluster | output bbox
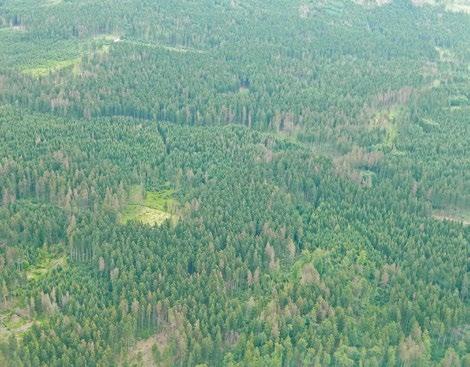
[0,0,468,366]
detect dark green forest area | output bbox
[0,0,469,366]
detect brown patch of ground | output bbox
[123,332,168,367]
[0,309,36,341]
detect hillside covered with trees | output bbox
[0,0,469,366]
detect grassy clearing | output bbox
[120,331,170,367]
[239,86,250,94]
[44,0,63,6]
[121,334,161,366]
[0,314,41,345]
[368,107,401,151]
[0,305,38,342]
[0,25,26,33]
[22,58,81,77]
[18,34,117,76]
[435,47,457,63]
[26,248,66,281]
[119,39,205,54]
[0,29,83,71]
[120,205,172,226]
[1,247,62,341]
[383,124,398,149]
[1,314,33,332]
[368,108,399,129]
[432,208,470,226]
[0,30,115,74]
[354,0,392,8]
[120,187,176,226]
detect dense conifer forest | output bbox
[0,0,469,366]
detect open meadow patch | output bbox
[26,250,66,281]
[22,58,81,77]
[119,186,177,226]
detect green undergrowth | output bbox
[118,39,205,54]
[22,58,81,77]
[26,248,67,281]
[120,186,177,226]
[0,30,115,74]
[1,244,67,343]
[432,207,470,226]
